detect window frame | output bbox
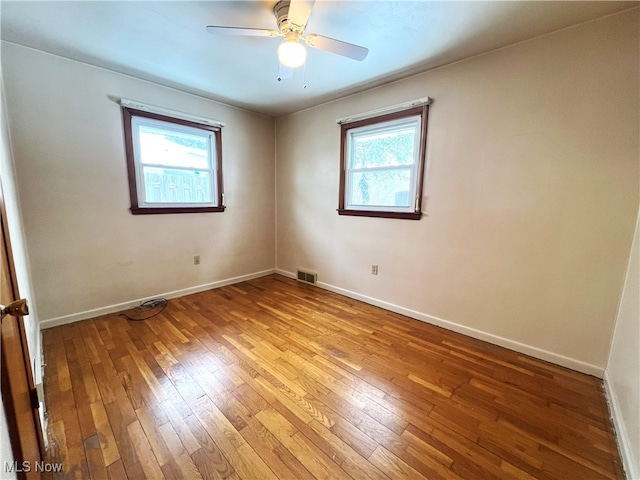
[122,107,225,215]
[338,105,429,220]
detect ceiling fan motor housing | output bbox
[274,0,303,35]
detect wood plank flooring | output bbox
[41,274,624,479]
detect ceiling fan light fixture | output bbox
[207,0,369,72]
[278,37,307,68]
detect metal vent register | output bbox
[296,269,317,286]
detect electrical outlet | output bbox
[194,255,200,265]
[371,264,378,275]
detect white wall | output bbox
[606,208,640,479]
[275,10,639,374]
[1,43,276,325]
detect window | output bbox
[338,105,429,220]
[122,107,224,214]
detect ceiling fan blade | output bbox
[206,26,279,37]
[288,0,315,27]
[305,34,369,61]
[278,62,294,81]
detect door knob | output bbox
[0,298,29,319]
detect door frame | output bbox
[1,164,45,477]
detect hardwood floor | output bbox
[41,274,624,479]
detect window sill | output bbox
[131,206,226,215]
[337,209,421,220]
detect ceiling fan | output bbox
[206,0,369,80]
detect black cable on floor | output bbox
[119,298,168,321]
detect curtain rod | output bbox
[118,98,226,128]
[336,97,432,125]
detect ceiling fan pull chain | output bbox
[302,61,307,89]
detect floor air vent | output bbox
[297,269,317,286]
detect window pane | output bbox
[143,167,212,204]
[351,122,418,169]
[138,124,210,169]
[349,168,412,207]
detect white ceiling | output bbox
[1,1,636,117]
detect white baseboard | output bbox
[603,371,640,480]
[39,269,276,330]
[276,268,604,377]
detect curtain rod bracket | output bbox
[118,98,225,128]
[336,97,432,125]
